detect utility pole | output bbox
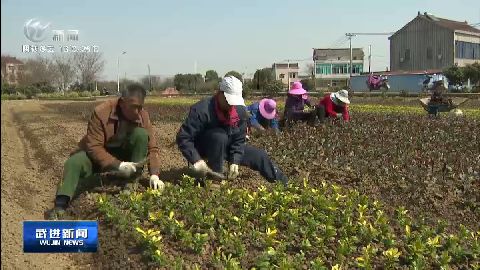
[345,32,395,86]
[287,59,290,88]
[313,52,317,92]
[117,51,126,93]
[148,64,152,91]
[194,60,197,95]
[348,34,353,80]
[368,45,372,73]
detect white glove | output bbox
[118,162,137,177]
[149,175,165,191]
[193,160,210,176]
[336,113,343,119]
[228,164,239,179]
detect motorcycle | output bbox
[422,73,448,92]
[366,74,390,91]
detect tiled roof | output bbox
[420,14,480,34]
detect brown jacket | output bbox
[78,98,160,175]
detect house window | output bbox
[352,64,363,74]
[427,47,433,60]
[404,49,410,61]
[289,72,296,79]
[337,57,341,60]
[455,41,480,59]
[353,56,357,60]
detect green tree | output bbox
[443,65,465,85]
[253,68,275,90]
[300,79,315,92]
[463,62,480,85]
[263,80,284,97]
[205,70,219,82]
[174,73,203,92]
[224,71,243,82]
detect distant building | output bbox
[389,12,480,72]
[272,62,300,86]
[313,48,364,88]
[1,56,24,85]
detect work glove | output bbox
[118,162,137,177]
[192,160,211,177]
[303,107,313,113]
[149,175,165,191]
[336,113,343,119]
[228,164,239,179]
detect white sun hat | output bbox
[333,89,350,104]
[219,76,245,106]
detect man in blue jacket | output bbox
[176,76,288,186]
[247,98,280,134]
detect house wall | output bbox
[274,67,300,85]
[454,32,480,66]
[390,17,454,71]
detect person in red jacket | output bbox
[317,89,350,122]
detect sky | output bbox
[1,0,479,81]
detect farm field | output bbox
[1,96,479,269]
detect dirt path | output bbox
[1,101,88,269]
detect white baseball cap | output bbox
[219,76,245,106]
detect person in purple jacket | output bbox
[283,81,318,126]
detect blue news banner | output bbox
[23,221,98,253]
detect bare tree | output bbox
[73,52,105,90]
[53,54,76,92]
[18,55,58,88]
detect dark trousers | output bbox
[316,105,327,122]
[195,128,288,185]
[55,127,149,208]
[285,108,324,126]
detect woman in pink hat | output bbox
[283,81,317,126]
[247,98,280,134]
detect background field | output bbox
[1,96,479,269]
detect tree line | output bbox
[443,62,480,91]
[1,52,105,96]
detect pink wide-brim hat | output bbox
[288,81,307,95]
[258,98,277,120]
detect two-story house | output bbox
[313,48,364,88]
[389,12,480,71]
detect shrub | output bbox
[300,79,315,92]
[1,93,27,100]
[197,81,219,94]
[92,90,101,96]
[66,91,79,98]
[263,81,284,98]
[79,91,92,97]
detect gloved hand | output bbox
[228,164,239,179]
[336,113,343,119]
[149,175,165,191]
[192,160,211,177]
[118,162,137,177]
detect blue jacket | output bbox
[176,97,248,165]
[247,102,279,131]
